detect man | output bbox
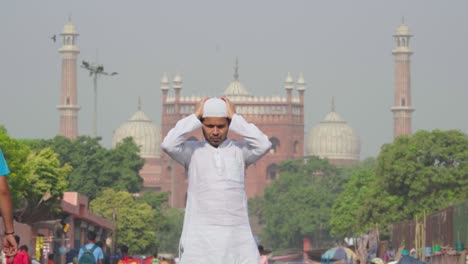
[258,245,268,264]
[0,148,17,258]
[117,245,137,264]
[78,231,104,264]
[161,97,271,263]
[13,245,29,264]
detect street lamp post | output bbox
[81,60,118,137]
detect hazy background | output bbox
[1,0,467,159]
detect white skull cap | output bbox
[202,98,227,118]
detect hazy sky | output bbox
[1,0,467,159]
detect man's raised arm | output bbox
[221,96,272,165]
[160,98,208,165]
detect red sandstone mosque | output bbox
[58,20,414,208]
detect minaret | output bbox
[173,73,182,115]
[391,20,414,138]
[57,20,80,139]
[285,72,293,116]
[296,72,306,120]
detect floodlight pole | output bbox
[81,60,118,137]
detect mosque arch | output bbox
[293,140,299,154]
[266,163,279,181]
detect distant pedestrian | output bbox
[66,249,78,264]
[78,231,103,264]
[0,149,18,258]
[151,253,158,264]
[48,254,55,264]
[258,245,268,264]
[13,245,28,264]
[95,241,109,264]
[117,245,137,264]
[6,236,21,264]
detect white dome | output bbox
[224,79,251,97]
[112,110,161,158]
[306,110,361,162]
[224,58,253,100]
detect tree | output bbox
[0,127,31,208]
[24,136,144,199]
[374,130,468,221]
[1,128,71,223]
[90,189,157,254]
[157,207,184,254]
[330,158,378,237]
[330,167,377,237]
[261,157,346,251]
[20,148,71,222]
[248,195,265,238]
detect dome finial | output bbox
[401,16,405,24]
[331,96,336,112]
[138,96,142,111]
[234,57,239,80]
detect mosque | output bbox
[56,20,413,208]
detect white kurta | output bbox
[161,114,271,264]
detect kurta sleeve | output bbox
[161,114,202,166]
[228,114,272,165]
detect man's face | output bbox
[202,117,229,147]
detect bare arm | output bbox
[0,177,17,257]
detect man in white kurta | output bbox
[161,97,271,263]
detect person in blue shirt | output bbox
[78,231,104,264]
[0,148,18,257]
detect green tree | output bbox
[330,167,377,237]
[329,158,377,237]
[261,157,346,251]
[20,148,71,222]
[0,127,31,208]
[157,207,184,254]
[136,192,170,253]
[374,130,468,221]
[1,128,71,223]
[248,195,265,237]
[90,189,157,254]
[25,136,144,199]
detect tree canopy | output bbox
[1,128,70,223]
[90,189,158,254]
[331,130,468,238]
[24,136,144,199]
[375,129,468,220]
[261,156,347,251]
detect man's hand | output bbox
[220,96,236,119]
[195,97,209,119]
[3,234,18,257]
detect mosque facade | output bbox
[57,20,415,208]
